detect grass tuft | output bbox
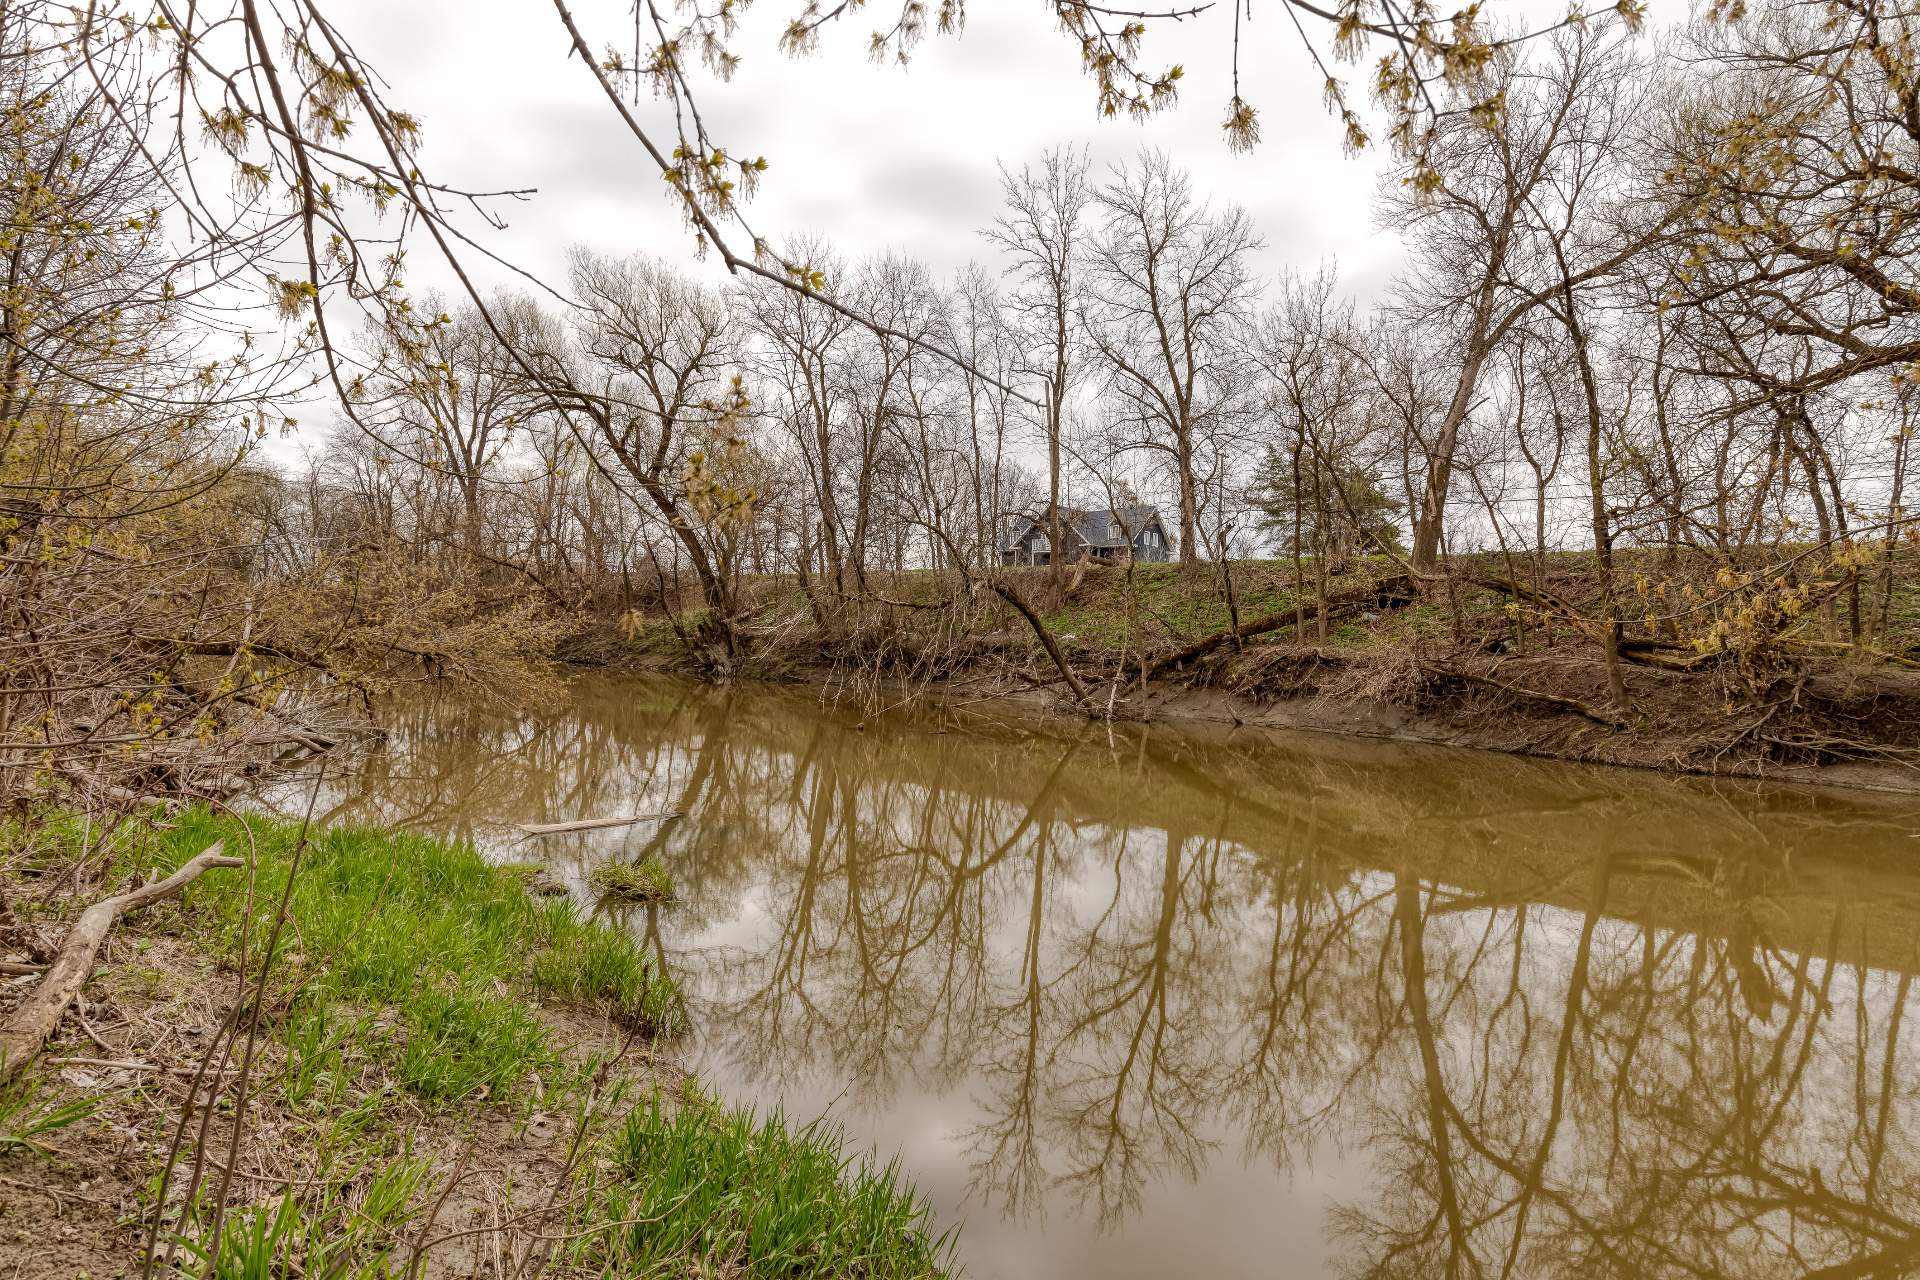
[173,1151,432,1279]
[530,920,685,1035]
[0,1081,97,1156]
[571,1092,955,1279]
[590,854,675,904]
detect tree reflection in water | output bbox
[292,674,1920,1279]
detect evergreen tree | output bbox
[1255,446,1406,565]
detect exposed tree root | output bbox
[1428,666,1627,728]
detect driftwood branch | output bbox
[515,812,682,837]
[991,580,1094,714]
[0,843,241,1084]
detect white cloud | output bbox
[263,0,1687,466]
[329,0,1415,298]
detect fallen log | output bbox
[1471,576,1719,672]
[1148,575,1415,679]
[515,812,682,837]
[990,580,1095,714]
[1616,638,1718,672]
[0,843,241,1084]
[1146,609,1293,678]
[1784,638,1920,670]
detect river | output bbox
[288,673,1920,1278]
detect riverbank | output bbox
[582,555,1920,793]
[0,809,953,1278]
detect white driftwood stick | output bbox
[0,842,242,1084]
[514,812,682,837]
[49,1056,238,1077]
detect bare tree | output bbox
[990,146,1093,576]
[1385,31,1670,578]
[547,251,752,634]
[1087,150,1262,563]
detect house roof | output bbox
[1006,504,1162,551]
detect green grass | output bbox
[0,1080,96,1156]
[531,917,685,1030]
[1037,562,1256,648]
[568,1092,955,1279]
[622,605,718,654]
[591,854,675,904]
[153,811,684,1101]
[174,1152,432,1280]
[495,859,547,879]
[15,809,954,1278]
[1038,558,1390,650]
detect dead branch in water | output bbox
[516,812,683,837]
[0,842,242,1084]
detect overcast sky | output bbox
[281,0,1691,467]
[328,0,1678,308]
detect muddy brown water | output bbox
[289,673,1920,1278]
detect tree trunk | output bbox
[1562,289,1629,709]
[1408,345,1494,578]
[1175,422,1199,563]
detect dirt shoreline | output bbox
[1120,681,1920,796]
[588,642,1920,796]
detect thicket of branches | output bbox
[0,6,564,807]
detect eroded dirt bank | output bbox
[1119,658,1920,795]
[567,556,1920,795]
[588,637,1920,794]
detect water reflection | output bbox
[299,675,1920,1279]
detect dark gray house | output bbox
[1001,505,1171,566]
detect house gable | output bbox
[1003,505,1168,562]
